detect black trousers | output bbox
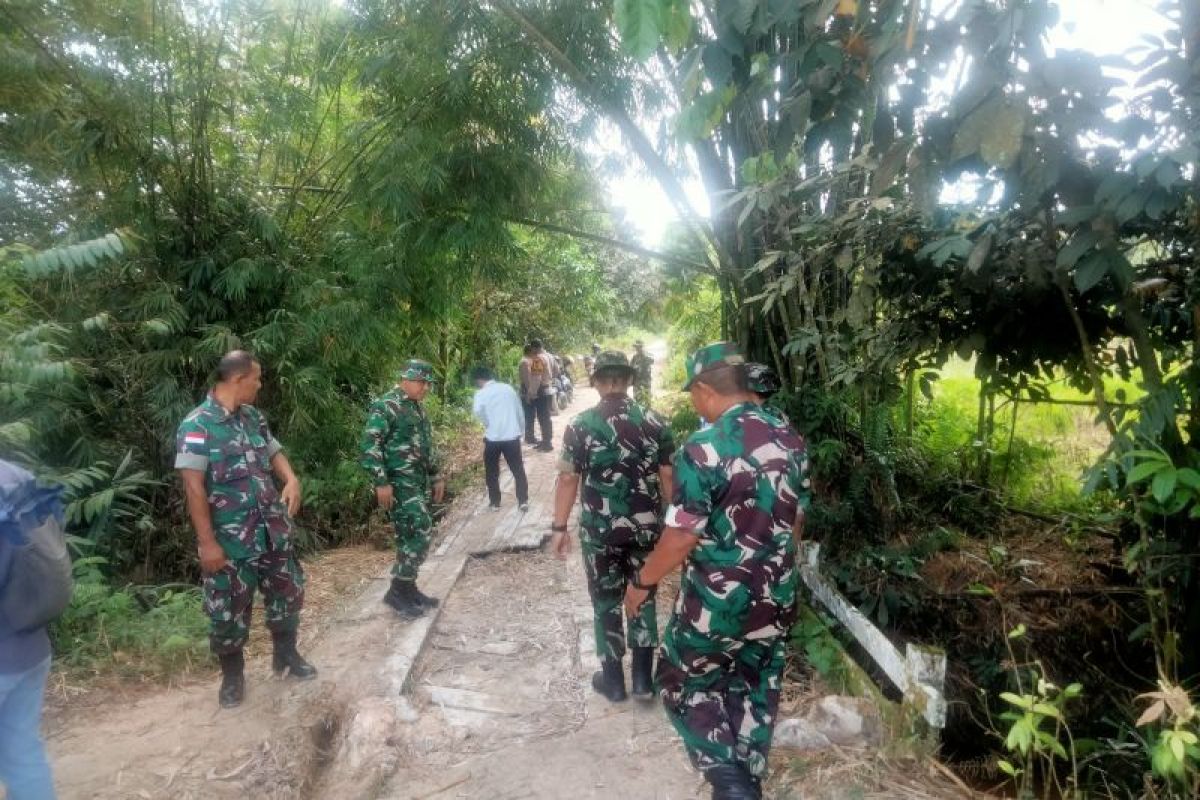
[532,394,553,445]
[483,438,529,506]
[523,399,537,443]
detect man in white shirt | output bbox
[471,367,530,511]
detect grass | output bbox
[915,358,1132,511]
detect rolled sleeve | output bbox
[174,452,208,471]
[265,436,283,459]
[666,446,714,536]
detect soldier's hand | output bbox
[624,585,651,619]
[280,480,302,518]
[375,485,395,511]
[550,529,572,560]
[199,541,228,576]
[432,478,446,504]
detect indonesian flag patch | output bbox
[184,432,207,446]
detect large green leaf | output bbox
[615,0,667,58]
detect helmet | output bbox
[745,363,781,397]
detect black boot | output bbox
[630,646,654,698]
[705,764,760,800]
[383,578,425,619]
[218,651,245,709]
[271,631,318,680]
[590,657,627,702]
[410,584,439,609]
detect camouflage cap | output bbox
[592,350,635,377]
[683,341,745,390]
[745,362,781,397]
[399,359,436,382]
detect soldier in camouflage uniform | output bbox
[550,351,675,702]
[624,343,810,800]
[744,362,791,427]
[630,340,654,407]
[360,359,445,620]
[175,351,317,709]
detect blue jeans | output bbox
[0,656,55,800]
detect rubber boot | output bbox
[705,764,760,800]
[410,584,439,609]
[271,631,318,680]
[591,657,627,702]
[383,578,425,619]
[630,646,654,698]
[218,651,245,709]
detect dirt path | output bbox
[44,352,975,800]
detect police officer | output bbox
[630,340,653,406]
[360,359,445,619]
[624,343,810,800]
[550,351,674,703]
[175,351,316,709]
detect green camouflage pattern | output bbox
[175,395,305,653]
[744,363,780,397]
[359,387,440,581]
[592,350,634,376]
[558,394,674,660]
[399,358,436,382]
[203,548,305,654]
[175,394,292,559]
[683,341,745,390]
[657,401,811,778]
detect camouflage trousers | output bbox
[202,546,305,655]
[390,489,433,582]
[656,618,787,779]
[581,533,657,660]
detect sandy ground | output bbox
[39,341,977,800]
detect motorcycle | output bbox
[555,372,574,409]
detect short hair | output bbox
[694,364,745,396]
[217,350,259,382]
[530,338,544,350]
[523,344,535,356]
[470,366,494,383]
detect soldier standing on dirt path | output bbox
[175,350,317,710]
[359,359,446,620]
[623,342,811,800]
[549,351,675,703]
[630,340,654,407]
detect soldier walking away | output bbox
[630,340,654,407]
[624,343,810,800]
[549,351,674,703]
[175,351,317,709]
[470,366,530,511]
[585,342,600,385]
[360,360,446,620]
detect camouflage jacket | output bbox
[558,394,675,544]
[630,352,653,387]
[175,393,292,559]
[665,401,811,638]
[359,387,440,490]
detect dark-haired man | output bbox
[519,339,557,451]
[624,342,810,800]
[471,366,529,511]
[175,350,316,709]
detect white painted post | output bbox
[799,543,947,729]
